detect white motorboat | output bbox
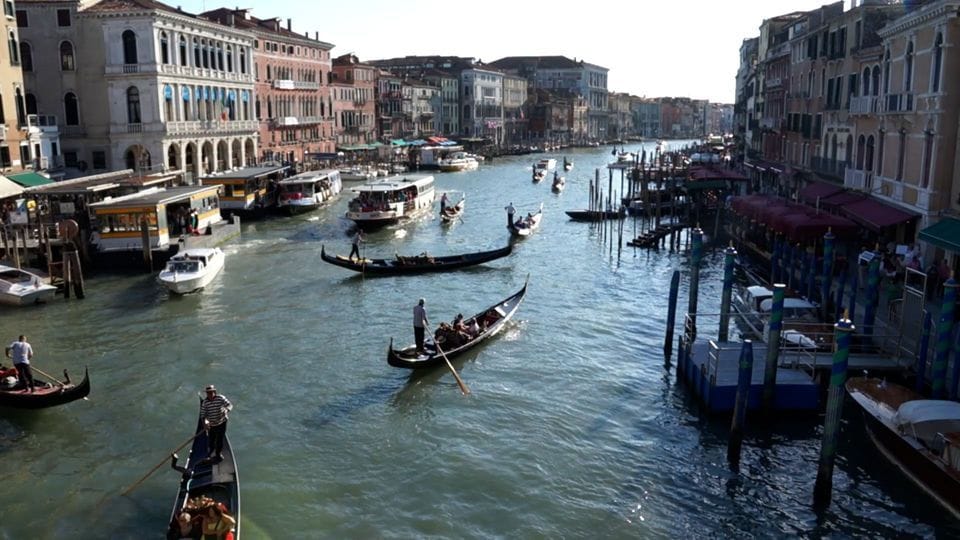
[158,248,225,294]
[0,265,57,306]
[345,174,436,230]
[535,158,556,171]
[277,169,342,215]
[437,152,479,172]
[563,157,573,171]
[509,203,543,237]
[339,166,377,182]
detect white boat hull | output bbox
[158,249,225,294]
[0,286,57,306]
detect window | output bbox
[932,33,943,93]
[56,8,70,27]
[159,31,169,64]
[63,151,78,167]
[226,45,233,72]
[193,38,200,67]
[25,93,36,115]
[921,131,933,189]
[883,49,890,94]
[15,9,26,27]
[865,136,874,172]
[856,135,865,170]
[216,43,223,71]
[19,41,31,71]
[60,41,75,71]
[179,35,187,66]
[871,66,880,96]
[64,92,79,125]
[895,129,905,181]
[239,49,246,74]
[7,30,18,65]
[904,41,913,92]
[122,30,137,64]
[0,146,10,168]
[876,131,885,176]
[3,0,12,17]
[92,151,106,170]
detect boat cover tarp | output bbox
[895,400,960,444]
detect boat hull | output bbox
[0,286,57,306]
[321,244,511,275]
[158,250,225,294]
[565,209,624,221]
[0,368,90,409]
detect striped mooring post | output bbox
[821,230,835,321]
[931,277,957,399]
[915,312,933,394]
[862,249,882,336]
[805,249,817,303]
[834,269,847,322]
[770,237,780,284]
[813,315,854,509]
[847,267,859,323]
[664,270,681,362]
[719,246,737,342]
[727,339,754,467]
[762,284,786,416]
[687,228,704,334]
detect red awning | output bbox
[819,191,863,208]
[688,166,749,182]
[798,182,844,205]
[760,204,809,229]
[841,198,918,231]
[778,212,859,242]
[733,195,788,220]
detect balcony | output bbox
[873,175,905,203]
[158,64,254,84]
[883,93,913,114]
[166,119,259,136]
[849,96,878,116]
[0,125,6,140]
[272,79,320,91]
[810,156,849,179]
[844,168,872,191]
[765,77,782,88]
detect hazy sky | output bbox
[177,0,842,103]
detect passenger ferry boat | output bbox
[277,169,342,215]
[200,165,288,216]
[345,174,436,229]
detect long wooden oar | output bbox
[121,428,203,497]
[30,365,69,387]
[432,332,470,395]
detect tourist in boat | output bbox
[175,511,199,538]
[5,335,34,393]
[505,202,515,228]
[413,298,429,354]
[198,503,236,540]
[201,385,233,463]
[465,318,481,339]
[349,230,364,262]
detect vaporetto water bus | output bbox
[345,174,436,230]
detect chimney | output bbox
[227,12,235,26]
[314,31,319,40]
[287,18,292,31]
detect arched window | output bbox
[921,130,934,188]
[239,48,246,74]
[865,136,875,172]
[14,88,24,126]
[903,41,914,92]
[201,39,209,68]
[122,30,137,65]
[179,35,187,66]
[226,45,233,72]
[19,41,32,72]
[856,135,865,170]
[159,31,169,64]
[830,133,838,162]
[60,41,75,71]
[163,84,174,121]
[845,134,853,165]
[25,93,37,115]
[216,43,223,71]
[896,129,906,181]
[932,33,943,93]
[876,130,885,176]
[861,67,870,96]
[126,86,141,124]
[193,37,200,67]
[871,66,880,97]
[7,30,19,65]
[64,92,79,125]
[882,48,890,94]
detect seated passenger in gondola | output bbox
[175,511,200,539]
[0,363,17,389]
[465,318,481,339]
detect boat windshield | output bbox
[0,270,32,283]
[167,260,200,273]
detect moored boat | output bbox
[564,207,625,221]
[535,158,556,171]
[320,243,512,275]
[437,152,479,172]
[339,166,377,182]
[509,203,543,237]
[551,173,565,193]
[0,367,90,409]
[277,169,342,215]
[846,377,960,519]
[158,248,225,295]
[165,404,240,540]
[387,279,528,369]
[563,157,573,171]
[345,174,436,230]
[0,265,57,306]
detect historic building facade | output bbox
[331,53,376,147]
[2,0,43,173]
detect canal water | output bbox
[1,143,956,539]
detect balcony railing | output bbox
[883,93,914,114]
[849,96,878,115]
[166,119,258,135]
[844,168,872,191]
[810,156,849,179]
[272,79,320,90]
[158,64,254,83]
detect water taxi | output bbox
[157,247,225,294]
[535,158,556,171]
[437,152,480,172]
[345,174,436,229]
[277,169,342,215]
[0,265,57,306]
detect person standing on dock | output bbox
[349,230,364,261]
[201,385,232,462]
[5,335,34,392]
[505,202,515,229]
[413,298,429,354]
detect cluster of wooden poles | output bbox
[2,223,85,299]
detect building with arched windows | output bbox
[16,0,258,182]
[0,0,40,174]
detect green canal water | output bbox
[1,143,956,538]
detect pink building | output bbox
[332,54,377,148]
[202,10,335,165]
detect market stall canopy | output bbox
[840,197,917,231]
[7,171,53,188]
[0,175,24,199]
[919,217,960,253]
[798,181,844,206]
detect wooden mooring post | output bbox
[139,218,153,272]
[687,228,704,334]
[762,284,786,416]
[813,314,854,510]
[727,339,754,468]
[664,270,681,362]
[931,277,957,399]
[719,245,736,342]
[915,312,932,394]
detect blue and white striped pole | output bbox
[728,339,754,467]
[762,284,786,415]
[863,249,882,336]
[813,314,854,509]
[821,231,835,320]
[932,277,957,399]
[720,246,737,342]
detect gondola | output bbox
[0,368,89,409]
[387,279,528,369]
[439,195,465,224]
[166,405,240,540]
[320,244,512,275]
[508,203,543,238]
[564,208,625,221]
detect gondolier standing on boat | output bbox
[505,202,515,229]
[5,335,34,392]
[413,298,429,354]
[201,385,232,462]
[349,230,364,261]
[440,193,448,214]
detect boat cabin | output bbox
[759,297,819,322]
[278,169,341,205]
[88,185,222,252]
[348,175,434,213]
[200,165,289,214]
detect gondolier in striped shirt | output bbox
[201,385,232,463]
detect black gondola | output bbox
[564,208,625,221]
[0,368,89,409]
[320,244,512,275]
[387,279,527,369]
[440,196,465,224]
[166,406,240,540]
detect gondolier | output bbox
[413,298,429,354]
[5,335,34,392]
[349,230,364,261]
[200,385,232,463]
[505,202,515,229]
[440,193,449,214]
